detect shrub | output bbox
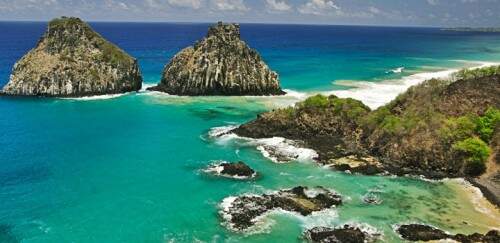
[440,115,477,142]
[299,94,330,108]
[453,65,500,81]
[475,107,500,143]
[453,137,490,176]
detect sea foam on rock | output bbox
[148,22,285,96]
[219,186,342,231]
[208,125,318,163]
[1,16,142,97]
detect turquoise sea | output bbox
[0,22,500,242]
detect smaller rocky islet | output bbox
[220,186,342,231]
[1,16,142,97]
[204,161,257,179]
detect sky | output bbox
[0,0,499,27]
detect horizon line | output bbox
[0,19,460,29]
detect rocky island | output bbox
[203,161,257,179]
[233,66,500,204]
[1,17,142,97]
[147,22,285,96]
[220,186,342,231]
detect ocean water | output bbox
[0,22,500,242]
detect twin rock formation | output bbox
[1,17,142,97]
[0,17,283,97]
[148,22,284,96]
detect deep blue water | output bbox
[0,22,499,242]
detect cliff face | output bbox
[1,17,142,97]
[235,70,500,179]
[148,22,284,96]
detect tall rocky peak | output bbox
[1,16,142,97]
[148,22,285,96]
[206,22,240,41]
[44,17,95,53]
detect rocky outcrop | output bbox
[304,225,374,243]
[204,161,257,179]
[148,22,284,96]
[220,186,342,231]
[1,17,142,97]
[234,72,500,179]
[396,224,500,242]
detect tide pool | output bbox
[0,22,499,242]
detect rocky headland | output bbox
[220,186,342,231]
[1,17,142,97]
[233,66,500,204]
[147,22,285,96]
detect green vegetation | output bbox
[439,107,499,175]
[453,138,490,176]
[453,65,500,81]
[298,94,330,108]
[295,94,370,121]
[476,107,500,143]
[47,16,131,68]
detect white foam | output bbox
[328,61,500,109]
[208,125,318,163]
[387,67,404,73]
[60,92,129,100]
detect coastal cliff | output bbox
[1,17,142,97]
[234,66,500,181]
[147,22,284,96]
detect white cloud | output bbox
[298,0,339,16]
[210,0,248,11]
[168,0,203,9]
[265,0,291,12]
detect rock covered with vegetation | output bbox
[220,186,342,231]
[148,22,284,96]
[234,66,500,179]
[1,17,142,97]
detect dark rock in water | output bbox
[148,22,285,96]
[220,186,342,231]
[220,161,255,177]
[396,224,500,242]
[1,16,142,97]
[362,191,383,205]
[205,161,257,179]
[305,226,368,243]
[397,224,448,241]
[330,155,384,175]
